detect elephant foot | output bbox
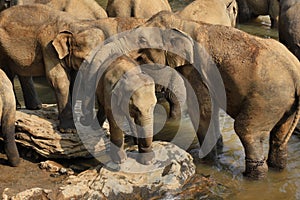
[243,158,268,180]
[26,103,42,110]
[5,146,20,167]
[16,101,22,110]
[110,145,127,164]
[8,156,21,167]
[137,150,155,165]
[59,120,77,133]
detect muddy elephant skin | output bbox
[16,0,108,20]
[178,0,238,27]
[0,4,105,132]
[106,0,172,19]
[142,12,300,179]
[279,0,300,60]
[0,69,20,167]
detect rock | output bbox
[6,188,53,200]
[15,104,109,159]
[39,160,74,175]
[6,141,196,199]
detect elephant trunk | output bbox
[135,116,155,165]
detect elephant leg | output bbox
[2,111,20,167]
[166,89,181,120]
[1,67,21,109]
[233,101,275,180]
[91,103,106,130]
[46,65,75,133]
[187,79,222,161]
[18,75,42,110]
[267,112,296,170]
[107,112,127,164]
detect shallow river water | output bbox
[9,0,300,199]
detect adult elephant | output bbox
[140,12,300,179]
[0,69,20,167]
[236,0,279,28]
[106,0,172,19]
[0,4,106,133]
[178,0,238,27]
[16,0,108,20]
[0,0,108,110]
[279,0,300,60]
[94,56,156,165]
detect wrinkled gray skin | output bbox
[279,0,300,60]
[106,0,172,19]
[0,4,105,133]
[236,0,279,28]
[95,56,156,165]
[178,0,238,27]
[141,12,300,179]
[0,0,108,110]
[0,69,20,167]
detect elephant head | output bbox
[52,28,106,71]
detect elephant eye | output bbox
[138,36,148,45]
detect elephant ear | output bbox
[169,28,194,64]
[52,31,73,59]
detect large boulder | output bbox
[5,142,196,199]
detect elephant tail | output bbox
[282,91,300,146]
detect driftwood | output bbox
[15,104,109,159]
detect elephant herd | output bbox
[0,0,299,181]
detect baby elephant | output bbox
[0,69,20,167]
[96,56,156,165]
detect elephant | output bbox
[140,11,300,179]
[177,0,238,27]
[278,0,300,60]
[106,0,172,19]
[16,0,108,20]
[94,56,156,164]
[0,4,105,132]
[0,0,108,110]
[81,17,185,120]
[236,0,279,28]
[0,69,20,167]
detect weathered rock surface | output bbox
[5,141,196,199]
[15,104,109,159]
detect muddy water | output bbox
[4,0,300,199]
